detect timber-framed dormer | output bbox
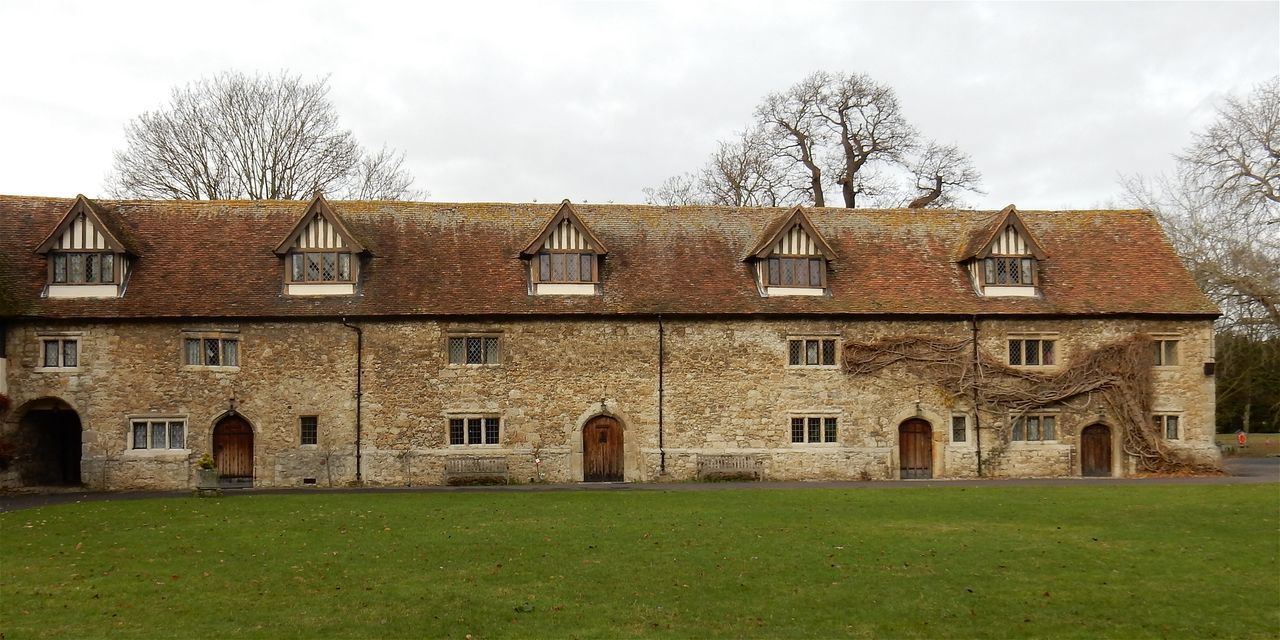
[747,207,837,297]
[521,200,607,296]
[35,195,135,299]
[959,204,1048,298]
[273,194,366,296]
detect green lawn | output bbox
[2,485,1278,639]
[1217,432,1280,457]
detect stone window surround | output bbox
[34,331,83,373]
[181,328,241,371]
[1007,333,1060,368]
[949,413,971,446]
[1151,334,1181,368]
[299,415,319,447]
[1008,411,1061,444]
[125,414,190,455]
[446,331,503,367]
[445,412,502,447]
[787,410,841,446]
[1154,412,1182,440]
[786,334,840,369]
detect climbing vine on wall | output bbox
[843,334,1211,473]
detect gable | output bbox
[273,194,366,256]
[960,204,1047,261]
[34,195,132,255]
[521,200,608,257]
[747,207,837,260]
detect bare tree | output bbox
[819,72,919,208]
[906,142,984,208]
[108,71,421,201]
[756,73,829,206]
[698,128,794,207]
[1122,76,1280,333]
[642,173,704,206]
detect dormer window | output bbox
[522,201,606,296]
[35,195,134,299]
[274,194,366,296]
[747,207,836,297]
[960,205,1046,298]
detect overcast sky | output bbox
[1,1,1276,209]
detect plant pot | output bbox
[195,468,220,489]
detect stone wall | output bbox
[0,315,1219,489]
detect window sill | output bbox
[182,365,241,372]
[786,365,840,371]
[446,445,504,450]
[1008,440,1065,446]
[764,286,825,297]
[46,284,121,299]
[286,283,355,296]
[533,283,597,296]
[299,444,319,450]
[34,367,82,374]
[789,442,840,447]
[981,286,1039,298]
[122,449,191,459]
[447,363,503,369]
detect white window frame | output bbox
[788,413,840,446]
[1007,334,1059,368]
[447,333,502,367]
[35,333,81,372]
[128,417,188,451]
[182,330,241,370]
[446,414,502,447]
[786,336,839,369]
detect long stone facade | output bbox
[0,315,1219,490]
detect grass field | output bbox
[2,485,1278,639]
[1217,432,1280,457]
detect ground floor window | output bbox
[40,337,79,369]
[1011,414,1056,441]
[183,333,239,367]
[449,416,500,445]
[300,416,318,445]
[1155,414,1180,439]
[131,419,186,450]
[790,416,837,444]
[951,415,968,443]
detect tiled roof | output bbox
[0,194,1219,320]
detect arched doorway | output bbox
[899,418,933,479]
[1081,424,1112,477]
[582,415,623,482]
[213,415,254,487]
[9,398,82,486]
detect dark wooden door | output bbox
[1081,424,1112,477]
[583,416,623,482]
[899,419,933,479]
[213,417,254,482]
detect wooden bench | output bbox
[697,454,763,481]
[444,456,509,485]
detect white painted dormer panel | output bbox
[542,218,594,252]
[53,212,111,250]
[294,214,348,250]
[991,224,1032,256]
[774,224,822,256]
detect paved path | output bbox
[2,457,1276,513]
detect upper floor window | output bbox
[52,252,117,284]
[35,196,133,299]
[983,257,1035,286]
[769,257,825,288]
[184,333,239,368]
[289,251,354,283]
[274,195,365,296]
[448,334,501,366]
[536,252,597,284]
[788,337,837,367]
[1152,339,1179,366]
[748,209,837,297]
[1009,337,1056,366]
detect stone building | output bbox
[0,194,1220,489]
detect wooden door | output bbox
[899,419,933,479]
[1081,424,1112,477]
[583,416,623,482]
[213,417,254,482]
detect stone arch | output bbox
[569,401,642,482]
[1079,421,1119,478]
[211,411,257,487]
[3,397,82,486]
[888,403,947,478]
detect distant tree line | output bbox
[644,71,983,209]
